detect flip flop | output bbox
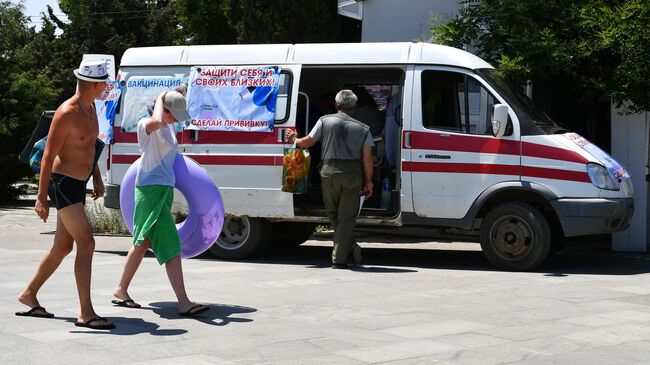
[15,306,54,318]
[74,316,115,330]
[179,304,210,317]
[111,299,141,308]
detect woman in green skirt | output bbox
[112,90,209,316]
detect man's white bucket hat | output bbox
[74,60,112,82]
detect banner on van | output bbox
[121,76,186,133]
[94,81,122,143]
[187,65,280,132]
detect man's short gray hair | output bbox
[335,89,357,111]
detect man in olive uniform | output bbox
[287,89,374,269]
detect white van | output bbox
[103,42,633,270]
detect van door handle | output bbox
[277,129,287,143]
[404,132,412,148]
[425,154,451,160]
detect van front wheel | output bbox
[479,202,551,271]
[209,215,270,260]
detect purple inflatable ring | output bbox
[119,154,224,259]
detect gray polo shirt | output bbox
[308,112,373,174]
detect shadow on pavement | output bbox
[539,246,650,276]
[219,244,493,272]
[97,233,650,276]
[0,199,37,209]
[147,301,256,327]
[304,263,417,273]
[192,235,650,276]
[55,316,187,336]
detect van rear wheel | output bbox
[209,215,270,259]
[270,222,317,248]
[479,202,551,271]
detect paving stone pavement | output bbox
[2,199,650,364]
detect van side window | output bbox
[421,71,496,135]
[274,71,292,123]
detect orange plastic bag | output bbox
[281,147,310,193]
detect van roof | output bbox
[120,42,493,70]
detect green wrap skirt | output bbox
[133,185,180,265]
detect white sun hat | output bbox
[73,60,112,82]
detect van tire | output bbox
[479,202,551,271]
[209,215,270,260]
[270,222,317,248]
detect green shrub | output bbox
[315,225,331,232]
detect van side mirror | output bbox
[491,104,509,138]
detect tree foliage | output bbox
[431,0,650,113]
[0,0,360,199]
[173,0,235,44]
[48,0,179,96]
[609,1,650,113]
[174,0,360,44]
[0,1,59,199]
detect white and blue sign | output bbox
[187,66,280,132]
[94,81,122,143]
[121,76,186,133]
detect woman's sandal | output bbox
[74,316,115,330]
[111,299,141,308]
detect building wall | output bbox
[612,109,650,252]
[361,0,463,42]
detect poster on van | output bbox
[93,81,122,143]
[187,65,280,132]
[121,76,186,133]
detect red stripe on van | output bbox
[405,161,589,183]
[112,154,139,164]
[405,131,588,164]
[113,127,292,144]
[522,142,588,164]
[408,162,520,176]
[409,132,521,155]
[113,127,141,143]
[521,166,591,183]
[190,155,279,166]
[111,154,280,166]
[106,144,112,170]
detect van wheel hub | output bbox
[218,216,251,250]
[492,216,532,258]
[227,219,245,234]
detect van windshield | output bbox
[477,68,569,135]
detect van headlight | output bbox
[587,163,619,191]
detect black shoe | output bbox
[331,263,350,269]
[352,245,362,266]
[347,245,363,267]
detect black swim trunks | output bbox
[47,173,86,209]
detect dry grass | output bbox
[85,201,130,235]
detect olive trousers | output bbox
[321,172,362,264]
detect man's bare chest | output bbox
[66,114,99,147]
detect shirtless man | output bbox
[16,60,115,330]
